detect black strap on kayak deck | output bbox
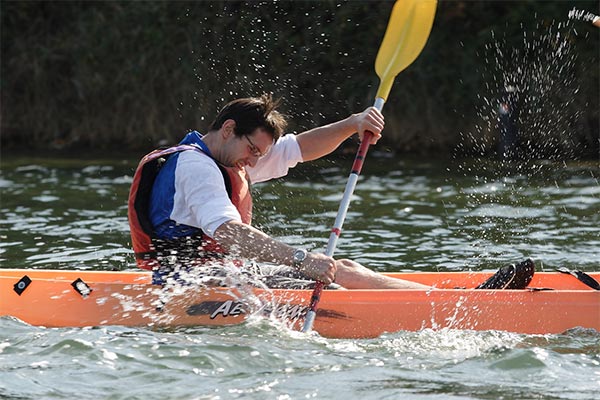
[556,267,600,290]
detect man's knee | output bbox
[337,258,362,272]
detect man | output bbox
[128,94,534,290]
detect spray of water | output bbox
[464,17,588,163]
[451,15,599,265]
[568,7,599,23]
[175,1,373,134]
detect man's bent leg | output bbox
[334,259,430,290]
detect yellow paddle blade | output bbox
[375,0,437,101]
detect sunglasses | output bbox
[243,134,267,158]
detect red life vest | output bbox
[128,145,252,270]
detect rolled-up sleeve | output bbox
[247,134,303,183]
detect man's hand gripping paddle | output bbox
[301,0,438,333]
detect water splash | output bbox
[568,7,598,23]
[467,18,586,162]
[174,1,377,133]
[144,260,308,328]
[451,15,600,259]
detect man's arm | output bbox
[296,107,384,162]
[213,220,337,285]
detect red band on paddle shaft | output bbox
[308,282,324,310]
[331,227,341,236]
[350,132,373,175]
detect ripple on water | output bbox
[466,204,555,219]
[1,315,599,399]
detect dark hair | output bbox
[208,93,287,141]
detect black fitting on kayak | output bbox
[13,275,32,295]
[556,267,600,290]
[71,278,92,298]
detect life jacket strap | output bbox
[135,251,158,260]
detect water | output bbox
[568,8,598,23]
[1,154,599,399]
[1,319,598,400]
[469,16,595,160]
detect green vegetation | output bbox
[1,0,598,158]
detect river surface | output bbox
[1,152,599,399]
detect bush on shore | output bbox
[1,0,598,159]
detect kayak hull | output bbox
[1,269,598,338]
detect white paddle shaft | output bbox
[301,97,385,333]
[324,97,385,257]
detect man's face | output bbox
[223,127,274,169]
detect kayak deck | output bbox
[1,269,598,338]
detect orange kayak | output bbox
[1,268,598,338]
